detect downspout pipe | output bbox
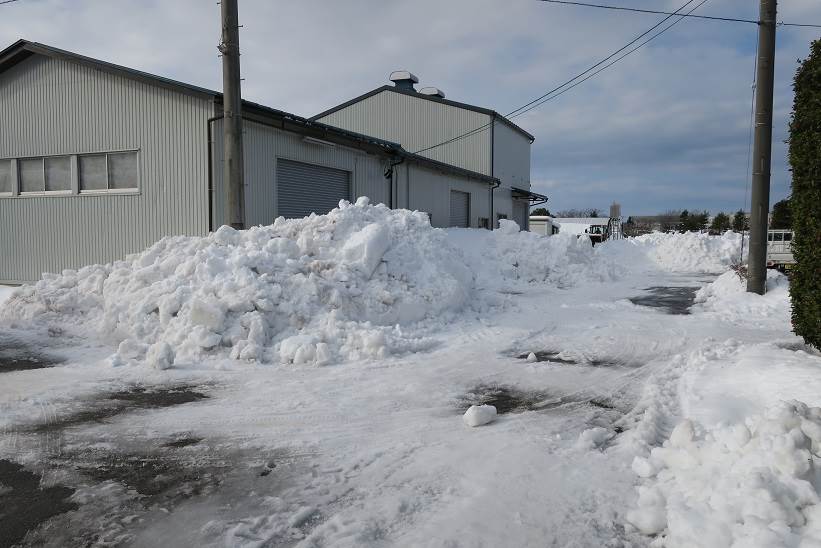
[384,154,405,209]
[490,113,496,229]
[207,114,225,233]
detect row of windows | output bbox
[0,151,139,196]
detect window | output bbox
[80,151,138,192]
[80,155,107,190]
[45,156,71,191]
[767,233,773,241]
[19,158,44,192]
[773,232,783,242]
[0,150,139,198]
[0,159,12,194]
[784,232,792,242]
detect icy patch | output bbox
[463,404,497,427]
[626,401,821,545]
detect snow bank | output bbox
[446,220,614,289]
[0,204,606,369]
[693,269,790,322]
[1,200,474,367]
[627,401,821,546]
[597,231,744,274]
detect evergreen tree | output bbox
[788,40,821,349]
[770,198,793,229]
[710,212,731,232]
[531,207,551,217]
[732,210,748,232]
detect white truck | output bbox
[766,229,796,271]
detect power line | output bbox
[541,0,821,29]
[540,0,757,25]
[509,0,709,120]
[413,0,701,155]
[0,0,23,5]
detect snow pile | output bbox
[0,203,609,369]
[693,269,790,323]
[446,220,614,290]
[598,231,744,274]
[1,199,475,367]
[627,401,821,546]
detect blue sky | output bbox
[2,0,819,217]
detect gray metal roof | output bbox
[0,39,500,186]
[311,85,536,143]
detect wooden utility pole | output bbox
[219,0,245,229]
[747,0,777,294]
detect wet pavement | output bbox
[629,285,700,315]
[0,336,62,373]
[0,459,78,548]
[459,384,630,417]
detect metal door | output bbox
[449,190,470,227]
[277,158,351,219]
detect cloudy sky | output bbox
[2,0,819,216]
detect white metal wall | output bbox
[316,90,492,176]
[493,120,532,190]
[0,55,213,283]
[211,119,391,227]
[400,162,490,229]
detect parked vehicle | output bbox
[766,229,795,271]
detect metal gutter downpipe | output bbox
[207,114,225,233]
[490,113,496,229]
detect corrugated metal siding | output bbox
[0,55,212,283]
[449,190,470,228]
[316,90,492,176]
[211,119,390,227]
[492,120,531,189]
[513,200,528,231]
[277,159,350,218]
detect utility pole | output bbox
[219,0,245,229]
[747,0,777,294]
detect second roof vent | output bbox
[389,70,419,91]
[418,86,446,99]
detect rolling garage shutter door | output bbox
[449,190,470,227]
[277,158,351,219]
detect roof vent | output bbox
[389,70,419,91]
[418,86,446,99]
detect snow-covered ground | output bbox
[1,202,819,547]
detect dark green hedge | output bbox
[788,40,821,349]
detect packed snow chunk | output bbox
[463,404,497,427]
[341,222,390,278]
[146,341,174,370]
[496,218,520,235]
[627,401,821,546]
[575,427,615,450]
[526,352,537,363]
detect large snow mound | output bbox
[597,231,744,274]
[627,401,821,547]
[693,269,790,322]
[1,202,605,368]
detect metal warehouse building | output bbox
[0,40,539,284]
[313,71,544,229]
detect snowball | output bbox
[189,298,226,332]
[463,404,497,427]
[668,419,695,448]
